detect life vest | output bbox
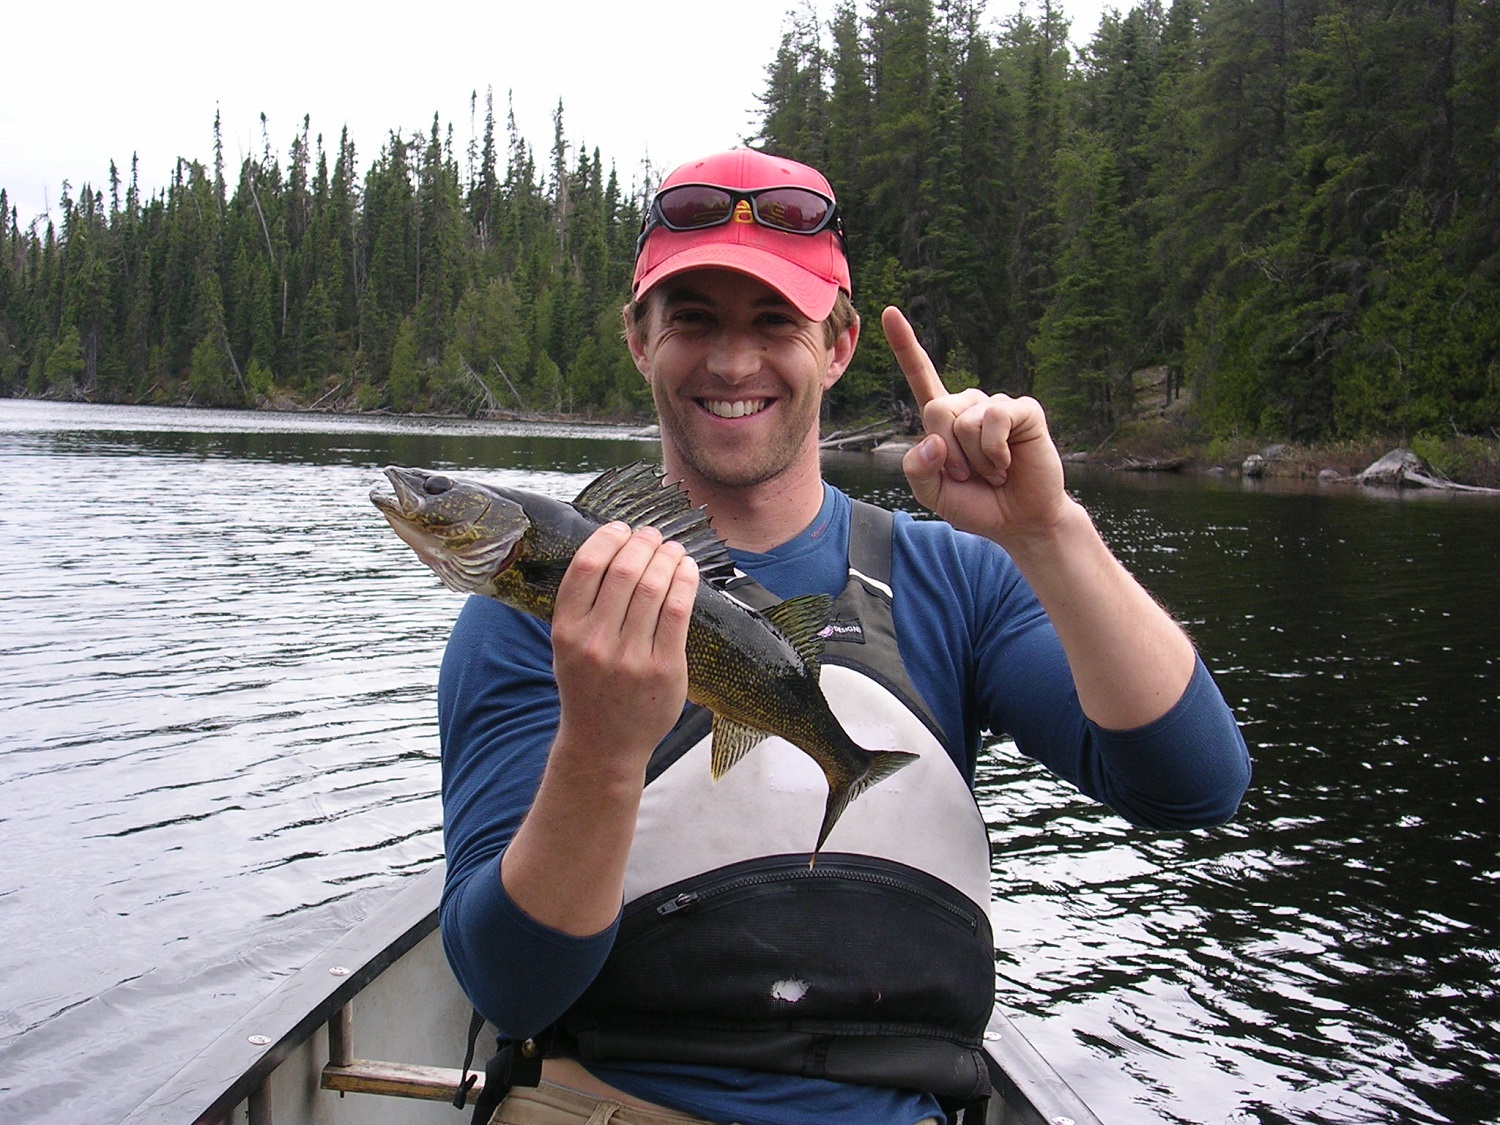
[557,501,997,1103]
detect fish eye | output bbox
[424,474,453,495]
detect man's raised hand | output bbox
[881,306,1068,545]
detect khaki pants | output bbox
[488,1079,940,1125]
[487,1080,725,1125]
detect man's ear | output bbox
[622,301,652,380]
[822,313,861,390]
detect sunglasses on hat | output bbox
[635,183,847,261]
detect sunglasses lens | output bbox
[656,186,735,230]
[752,188,835,233]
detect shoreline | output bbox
[9,390,1500,490]
[1077,435,1500,492]
[845,426,1500,493]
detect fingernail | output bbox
[918,435,940,464]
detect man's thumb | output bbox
[902,434,945,511]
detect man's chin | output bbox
[667,438,796,492]
[658,399,820,491]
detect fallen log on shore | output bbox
[1358,448,1500,493]
[820,420,902,451]
[1118,456,1188,472]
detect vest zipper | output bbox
[656,892,699,916]
[653,865,978,933]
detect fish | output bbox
[371,461,917,857]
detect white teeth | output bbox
[704,399,768,419]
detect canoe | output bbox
[118,864,1103,1125]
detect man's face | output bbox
[627,269,856,493]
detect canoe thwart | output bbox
[321,1058,484,1103]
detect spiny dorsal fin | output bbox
[571,463,736,585]
[709,714,769,779]
[760,593,834,670]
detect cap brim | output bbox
[634,243,841,322]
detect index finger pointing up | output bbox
[881,306,947,409]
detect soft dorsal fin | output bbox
[760,593,833,670]
[571,463,737,585]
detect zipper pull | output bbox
[656,892,699,917]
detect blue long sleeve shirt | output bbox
[437,484,1251,1125]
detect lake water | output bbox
[1,400,1496,1125]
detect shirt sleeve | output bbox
[1074,654,1253,829]
[436,594,618,1038]
[893,515,1250,829]
[991,615,1251,828]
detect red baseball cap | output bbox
[632,149,851,321]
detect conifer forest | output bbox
[2,0,1497,445]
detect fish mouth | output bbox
[371,466,528,594]
[370,466,438,518]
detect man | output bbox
[438,148,1250,1125]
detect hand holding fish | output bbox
[550,521,699,770]
[497,521,698,936]
[882,306,1070,546]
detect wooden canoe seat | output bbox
[321,1058,482,1102]
[316,1000,485,1106]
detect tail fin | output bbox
[811,749,920,864]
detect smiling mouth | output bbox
[701,398,770,419]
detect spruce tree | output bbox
[1031,133,1131,434]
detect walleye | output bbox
[371,462,917,856]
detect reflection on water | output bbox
[966,477,1500,1125]
[1,402,1497,1125]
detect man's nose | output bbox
[706,330,763,383]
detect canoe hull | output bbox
[119,864,1101,1125]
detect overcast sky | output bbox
[2,0,1113,233]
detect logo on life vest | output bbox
[819,616,866,644]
